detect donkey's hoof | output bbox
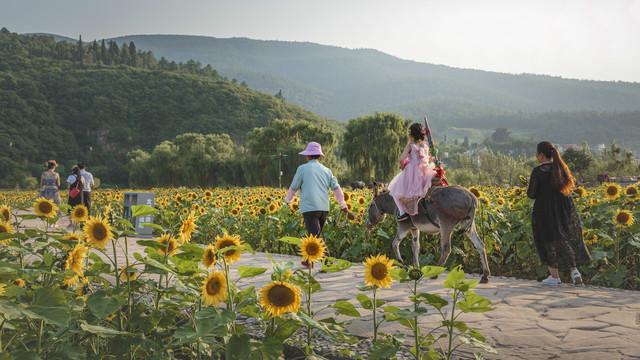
[480,275,489,284]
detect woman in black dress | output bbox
[527,141,591,286]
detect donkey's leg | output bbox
[410,229,420,267]
[466,224,491,283]
[436,225,455,268]
[392,224,412,266]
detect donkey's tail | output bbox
[455,193,478,236]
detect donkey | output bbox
[365,186,490,283]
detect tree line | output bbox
[125,113,639,189]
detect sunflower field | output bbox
[0,182,638,358]
[1,182,639,290]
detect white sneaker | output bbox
[541,276,561,286]
[571,270,583,285]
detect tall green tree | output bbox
[341,112,409,183]
[243,119,339,187]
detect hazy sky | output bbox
[2,0,639,82]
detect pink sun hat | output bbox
[299,142,325,156]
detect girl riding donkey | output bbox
[388,122,438,220]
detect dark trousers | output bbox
[302,211,330,257]
[83,191,92,216]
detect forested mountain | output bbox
[108,35,640,120]
[103,34,640,151]
[0,29,332,187]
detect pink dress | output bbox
[388,142,437,215]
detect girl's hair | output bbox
[409,123,426,141]
[47,161,56,169]
[71,165,80,175]
[537,141,575,195]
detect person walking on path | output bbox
[388,122,437,220]
[40,160,61,227]
[66,165,85,229]
[527,141,591,286]
[284,142,348,267]
[78,162,95,216]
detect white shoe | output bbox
[571,270,583,285]
[542,276,561,286]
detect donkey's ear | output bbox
[373,181,379,197]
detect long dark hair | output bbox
[537,141,575,195]
[409,123,426,141]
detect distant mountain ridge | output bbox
[102,34,640,121]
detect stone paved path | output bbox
[18,215,640,359]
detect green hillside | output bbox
[109,35,640,120]
[0,29,332,187]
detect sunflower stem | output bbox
[306,263,312,354]
[223,259,235,333]
[124,235,132,332]
[413,279,420,356]
[373,287,378,342]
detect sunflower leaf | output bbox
[140,222,164,232]
[86,290,125,319]
[79,320,129,336]
[331,300,361,318]
[131,205,158,218]
[115,218,134,230]
[237,266,267,279]
[356,294,373,310]
[278,236,302,245]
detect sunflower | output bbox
[573,187,586,198]
[268,202,277,214]
[582,230,598,245]
[357,197,366,206]
[518,175,529,187]
[200,270,228,307]
[496,197,505,206]
[12,278,25,287]
[204,190,213,198]
[604,183,622,200]
[179,211,198,243]
[298,234,326,264]
[70,204,89,223]
[625,185,639,198]
[259,281,302,318]
[202,244,217,269]
[33,197,58,218]
[363,254,396,289]
[0,220,15,244]
[0,205,10,222]
[215,233,244,264]
[64,232,82,242]
[469,187,483,199]
[513,187,522,195]
[83,216,113,249]
[613,209,634,227]
[65,243,89,275]
[0,283,5,296]
[120,265,138,281]
[157,233,180,256]
[230,208,240,217]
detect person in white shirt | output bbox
[78,162,95,216]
